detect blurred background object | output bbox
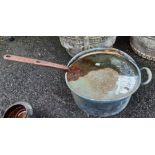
[0,36,15,42]
[130,36,155,61]
[59,36,116,57]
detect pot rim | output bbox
[3,101,33,118]
[65,48,141,102]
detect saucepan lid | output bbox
[66,48,141,101]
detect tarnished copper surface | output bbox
[4,104,27,118]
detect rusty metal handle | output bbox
[3,54,69,71]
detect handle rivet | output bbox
[5,55,11,58]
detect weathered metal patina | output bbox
[65,48,152,117]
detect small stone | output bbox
[9,37,15,42]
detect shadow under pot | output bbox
[65,48,152,117]
[3,102,33,118]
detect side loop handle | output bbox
[141,67,152,85]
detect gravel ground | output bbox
[0,36,155,118]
